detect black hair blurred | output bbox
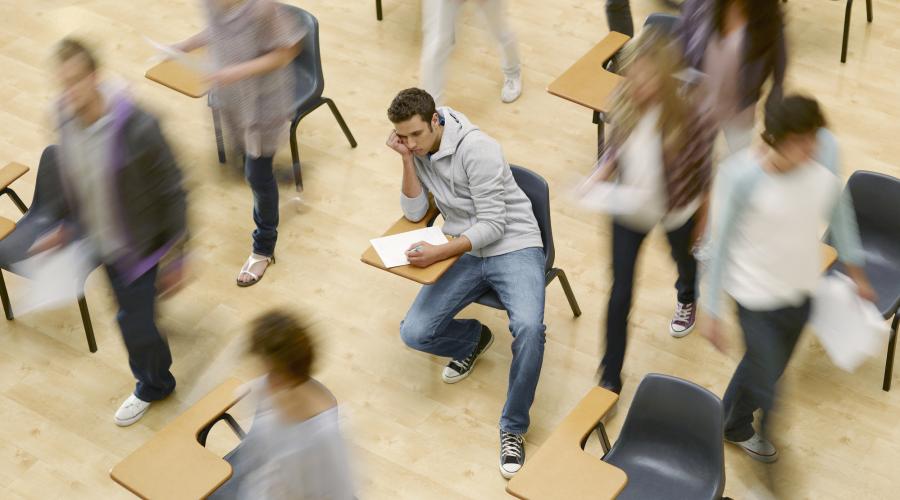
[762,95,827,146]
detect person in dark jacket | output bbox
[676,0,787,152]
[41,38,188,426]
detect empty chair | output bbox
[0,145,98,352]
[211,4,357,190]
[826,170,900,390]
[472,165,581,317]
[602,373,726,500]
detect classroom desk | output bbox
[547,32,630,158]
[506,387,627,499]
[145,54,208,98]
[110,378,248,500]
[361,204,459,285]
[0,217,15,240]
[822,244,838,272]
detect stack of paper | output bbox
[370,227,449,268]
[811,273,889,372]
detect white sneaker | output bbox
[115,394,151,427]
[727,432,778,463]
[501,73,522,103]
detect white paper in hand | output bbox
[143,36,212,75]
[370,227,449,268]
[811,273,889,372]
[9,241,96,316]
[574,181,654,216]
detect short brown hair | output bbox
[762,95,827,147]
[387,88,436,124]
[249,310,315,383]
[56,37,98,73]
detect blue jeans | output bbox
[723,298,811,442]
[245,155,278,257]
[106,265,176,401]
[400,247,546,434]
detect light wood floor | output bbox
[1,0,899,498]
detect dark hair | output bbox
[249,310,315,383]
[713,0,782,63]
[387,88,436,124]
[56,37,98,73]
[762,95,826,146]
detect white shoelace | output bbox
[501,433,524,459]
[674,303,693,323]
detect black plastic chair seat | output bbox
[832,256,900,318]
[476,290,503,310]
[602,374,725,499]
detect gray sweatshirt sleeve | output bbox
[400,161,430,222]
[459,138,508,250]
[401,189,429,222]
[815,128,865,266]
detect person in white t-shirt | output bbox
[703,95,876,469]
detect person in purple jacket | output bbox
[676,0,787,152]
[40,38,188,427]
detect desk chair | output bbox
[825,171,900,391]
[506,386,627,499]
[0,146,98,352]
[455,165,582,317]
[211,4,358,191]
[782,0,872,63]
[599,373,727,500]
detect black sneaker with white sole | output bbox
[442,325,494,384]
[499,431,526,479]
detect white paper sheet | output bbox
[573,181,655,216]
[9,241,96,316]
[811,273,889,372]
[370,227,449,268]
[143,36,212,75]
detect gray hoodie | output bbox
[401,107,543,258]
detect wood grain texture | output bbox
[0,0,898,498]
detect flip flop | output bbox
[236,253,275,287]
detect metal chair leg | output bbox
[593,112,606,160]
[0,270,13,321]
[594,423,611,455]
[198,412,247,447]
[841,0,854,63]
[883,314,898,392]
[554,268,582,317]
[289,119,302,192]
[866,0,872,22]
[212,107,226,164]
[376,0,383,20]
[322,98,358,148]
[77,296,97,353]
[1,188,28,214]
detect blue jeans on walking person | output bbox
[106,264,176,402]
[245,155,278,257]
[399,247,546,435]
[723,298,811,442]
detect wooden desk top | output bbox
[547,32,630,113]
[361,204,460,285]
[145,53,208,98]
[110,378,249,500]
[0,162,29,190]
[822,244,838,272]
[0,217,15,240]
[506,387,627,499]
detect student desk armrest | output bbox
[0,162,29,191]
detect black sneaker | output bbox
[499,431,526,479]
[442,325,493,384]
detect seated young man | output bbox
[385,88,546,479]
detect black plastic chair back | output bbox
[510,165,554,272]
[604,373,725,500]
[643,13,679,34]
[0,145,66,269]
[281,4,325,116]
[832,170,900,317]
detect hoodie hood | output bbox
[430,106,480,163]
